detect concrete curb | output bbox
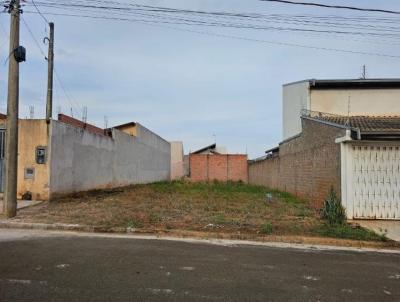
[0,221,93,232]
[0,221,399,254]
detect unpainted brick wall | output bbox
[189,154,248,183]
[249,118,346,208]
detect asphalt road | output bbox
[0,230,399,302]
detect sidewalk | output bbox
[0,200,44,214]
[353,220,400,242]
[0,219,399,251]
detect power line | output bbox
[21,15,83,116]
[24,9,400,40]
[31,0,50,23]
[25,1,400,25]
[23,10,400,59]
[43,8,400,37]
[30,0,400,21]
[21,16,46,58]
[153,24,400,59]
[260,0,400,15]
[23,1,400,43]
[54,68,81,116]
[23,2,86,116]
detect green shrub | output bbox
[260,222,273,234]
[321,187,346,225]
[213,214,226,225]
[149,212,162,223]
[316,224,388,242]
[126,219,140,229]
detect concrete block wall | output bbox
[170,141,185,180]
[49,120,171,197]
[247,156,280,189]
[189,154,248,183]
[249,118,345,208]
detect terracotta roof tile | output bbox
[308,114,400,133]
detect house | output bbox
[189,144,248,183]
[0,113,171,201]
[283,78,400,140]
[249,78,400,220]
[112,121,137,137]
[191,143,227,155]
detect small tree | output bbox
[322,187,346,225]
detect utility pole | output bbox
[29,105,34,119]
[4,0,24,218]
[361,65,367,79]
[45,22,54,123]
[82,106,87,124]
[104,116,108,129]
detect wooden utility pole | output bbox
[362,65,367,79]
[4,0,21,218]
[45,22,54,123]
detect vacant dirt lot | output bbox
[12,181,389,243]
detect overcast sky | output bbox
[1,0,400,158]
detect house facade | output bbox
[0,114,171,201]
[283,79,400,140]
[249,79,400,220]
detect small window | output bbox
[24,167,35,179]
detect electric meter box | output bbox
[36,146,47,164]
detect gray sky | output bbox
[1,0,400,158]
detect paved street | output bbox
[0,229,399,302]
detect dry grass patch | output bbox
[15,181,387,242]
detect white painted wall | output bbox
[310,89,400,116]
[282,82,400,141]
[282,81,310,140]
[49,121,171,196]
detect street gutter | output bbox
[0,221,399,254]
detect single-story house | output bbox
[249,78,400,220]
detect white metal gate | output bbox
[351,145,400,219]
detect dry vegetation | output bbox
[16,181,388,242]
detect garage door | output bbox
[352,145,400,219]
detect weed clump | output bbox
[260,222,273,234]
[321,187,346,225]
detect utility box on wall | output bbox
[36,146,47,164]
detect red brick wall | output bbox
[208,155,228,181]
[190,154,208,182]
[189,154,248,183]
[228,155,249,182]
[58,114,107,137]
[249,118,345,208]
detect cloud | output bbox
[0,0,399,157]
